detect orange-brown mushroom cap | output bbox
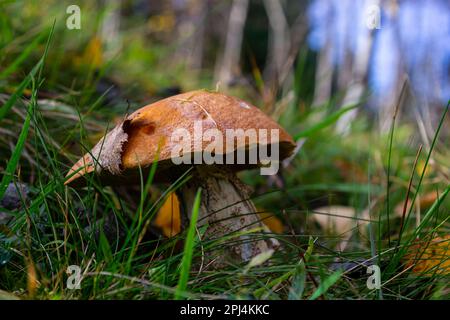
[65,90,296,187]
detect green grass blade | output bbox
[0,31,46,80]
[399,100,449,242]
[288,237,313,300]
[309,270,343,300]
[293,104,358,140]
[0,59,41,121]
[0,82,35,199]
[175,187,202,300]
[414,185,449,237]
[0,22,53,121]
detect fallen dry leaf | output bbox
[311,205,369,251]
[395,191,440,218]
[404,235,450,276]
[334,159,368,183]
[26,257,38,297]
[258,210,284,234]
[415,159,433,178]
[154,192,181,237]
[313,206,357,236]
[74,36,103,68]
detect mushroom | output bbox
[65,90,296,265]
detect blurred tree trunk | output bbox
[336,26,376,134]
[215,0,249,87]
[278,11,308,86]
[377,1,402,133]
[312,41,333,107]
[174,0,208,70]
[100,0,122,60]
[335,0,384,134]
[263,0,290,86]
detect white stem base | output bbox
[179,167,278,266]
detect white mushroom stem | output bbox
[177,166,278,266]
